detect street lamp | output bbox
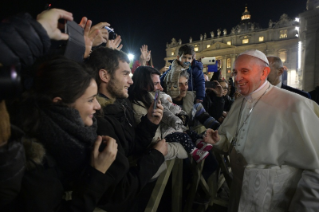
[128,53,134,61]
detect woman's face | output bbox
[220,81,229,96]
[71,79,101,126]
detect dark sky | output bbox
[1,0,307,69]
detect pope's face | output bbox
[233,55,268,96]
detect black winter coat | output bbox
[0,126,25,208]
[0,13,50,72]
[0,13,50,208]
[4,140,114,212]
[95,96,164,212]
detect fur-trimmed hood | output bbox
[22,138,46,171]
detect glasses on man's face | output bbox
[222,87,228,91]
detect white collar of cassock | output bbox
[244,80,270,101]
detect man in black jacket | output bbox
[267,56,311,98]
[85,47,167,212]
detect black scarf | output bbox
[36,105,97,179]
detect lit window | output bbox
[194,47,199,51]
[227,58,231,68]
[227,41,232,45]
[242,39,249,44]
[259,36,264,42]
[207,45,211,48]
[279,30,287,39]
[171,52,175,56]
[279,51,287,63]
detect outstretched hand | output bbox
[89,22,110,47]
[37,9,73,40]
[81,18,100,58]
[107,35,123,50]
[147,100,163,125]
[203,128,220,144]
[91,136,118,174]
[139,45,151,65]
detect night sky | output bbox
[1,0,307,69]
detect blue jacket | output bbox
[161,60,205,101]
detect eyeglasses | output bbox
[222,87,228,90]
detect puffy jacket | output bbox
[0,13,51,71]
[161,60,205,101]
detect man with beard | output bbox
[85,47,167,212]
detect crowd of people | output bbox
[1,7,319,212]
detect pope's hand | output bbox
[203,128,220,144]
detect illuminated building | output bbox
[165,1,319,90]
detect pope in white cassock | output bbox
[206,49,319,212]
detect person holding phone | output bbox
[130,66,216,163]
[6,56,119,211]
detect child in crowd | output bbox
[161,44,205,103]
[158,92,213,163]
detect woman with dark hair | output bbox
[10,56,119,212]
[129,66,188,163]
[129,66,214,163]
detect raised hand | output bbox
[107,35,123,50]
[89,22,110,47]
[153,139,168,156]
[82,19,100,58]
[208,80,223,97]
[203,128,220,144]
[147,100,163,125]
[139,45,151,65]
[37,9,73,40]
[91,136,118,174]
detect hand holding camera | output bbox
[37,9,73,40]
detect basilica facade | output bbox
[164,0,319,91]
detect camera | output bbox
[104,26,117,40]
[205,81,218,89]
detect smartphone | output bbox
[201,57,217,65]
[153,90,160,110]
[64,21,85,61]
[205,81,218,89]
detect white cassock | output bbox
[215,81,319,212]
